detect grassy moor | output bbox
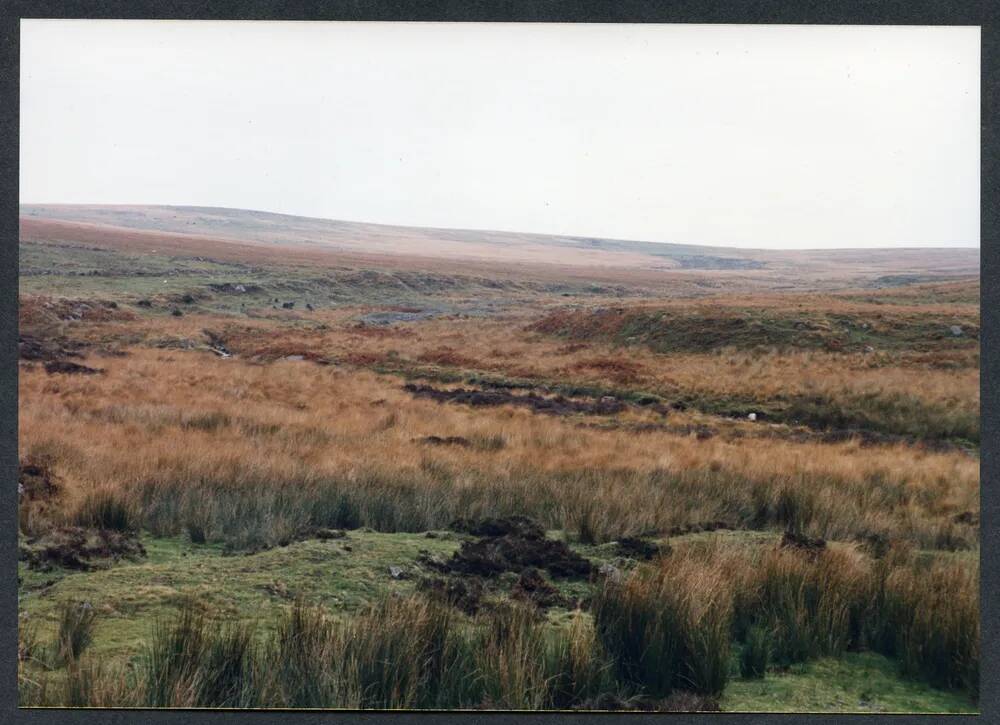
[17,205,979,712]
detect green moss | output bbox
[19,531,461,662]
[721,652,976,713]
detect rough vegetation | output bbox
[17,217,979,712]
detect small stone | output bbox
[597,563,623,583]
[389,565,408,580]
[747,412,757,421]
[950,325,963,337]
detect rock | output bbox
[284,355,305,362]
[863,345,875,353]
[747,412,757,421]
[282,301,295,309]
[388,565,408,580]
[950,325,963,337]
[596,563,623,583]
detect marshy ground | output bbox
[17,210,979,711]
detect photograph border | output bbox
[1,2,995,723]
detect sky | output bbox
[20,21,980,249]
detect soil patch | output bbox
[445,533,591,579]
[416,575,486,615]
[615,537,666,561]
[18,462,61,502]
[666,520,736,537]
[572,692,720,712]
[779,530,827,557]
[19,527,146,571]
[415,435,472,447]
[43,360,104,375]
[18,333,87,362]
[510,567,568,609]
[448,516,545,539]
[404,383,626,416]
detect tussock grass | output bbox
[592,549,734,696]
[56,602,96,665]
[115,463,976,554]
[16,283,980,711]
[739,625,771,679]
[72,489,134,532]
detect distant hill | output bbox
[19,204,979,289]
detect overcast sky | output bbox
[21,21,979,249]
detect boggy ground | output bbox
[17,231,979,711]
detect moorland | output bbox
[17,205,980,711]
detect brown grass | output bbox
[19,339,978,550]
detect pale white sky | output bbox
[21,21,979,249]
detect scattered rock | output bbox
[209,283,258,294]
[747,412,757,422]
[282,301,295,309]
[202,329,232,358]
[950,325,963,337]
[595,563,623,584]
[388,565,409,580]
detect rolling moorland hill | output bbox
[19,204,979,292]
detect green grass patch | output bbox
[721,652,976,713]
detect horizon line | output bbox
[18,201,982,253]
